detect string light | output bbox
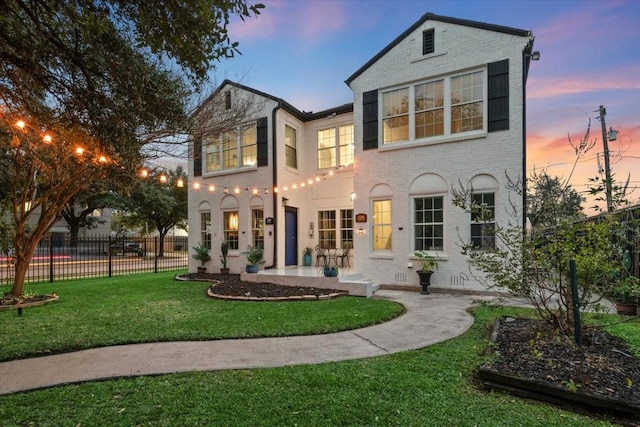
[177,178,184,187]
[43,134,52,143]
[208,184,215,192]
[159,174,168,184]
[193,182,200,190]
[75,147,84,155]
[15,120,26,130]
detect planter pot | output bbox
[303,254,312,266]
[197,266,207,274]
[246,264,259,273]
[323,266,338,277]
[220,268,230,275]
[615,300,638,315]
[416,270,434,294]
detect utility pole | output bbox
[598,105,613,212]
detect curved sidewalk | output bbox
[0,290,476,395]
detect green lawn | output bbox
[1,273,634,426]
[0,271,404,361]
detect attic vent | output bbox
[224,91,231,110]
[422,29,435,55]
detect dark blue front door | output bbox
[285,208,297,266]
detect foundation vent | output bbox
[450,273,469,287]
[395,272,407,283]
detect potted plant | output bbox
[242,244,265,273]
[192,243,211,274]
[612,275,640,315]
[303,247,313,266]
[323,264,339,277]
[414,251,438,294]
[220,241,230,274]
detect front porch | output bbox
[241,266,378,297]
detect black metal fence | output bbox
[0,235,189,286]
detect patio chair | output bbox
[337,243,351,267]
[315,245,328,267]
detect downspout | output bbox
[522,39,534,234]
[266,102,281,269]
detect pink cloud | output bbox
[227,0,347,46]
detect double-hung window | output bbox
[200,212,211,249]
[414,196,444,251]
[224,211,239,250]
[382,69,485,144]
[285,125,297,168]
[205,123,257,172]
[317,124,354,169]
[252,209,264,249]
[318,209,354,249]
[372,200,392,251]
[470,192,495,249]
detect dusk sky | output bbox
[214,0,640,214]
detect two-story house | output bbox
[187,12,536,293]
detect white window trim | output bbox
[204,122,258,175]
[379,68,487,146]
[316,123,354,170]
[411,194,447,257]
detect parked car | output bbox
[110,241,144,256]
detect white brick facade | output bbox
[188,13,535,293]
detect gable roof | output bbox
[345,12,533,86]
[194,79,353,122]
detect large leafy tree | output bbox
[119,167,188,257]
[527,170,585,230]
[0,0,263,297]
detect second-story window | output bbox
[205,123,257,172]
[317,124,354,169]
[382,69,485,145]
[285,125,297,168]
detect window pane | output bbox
[383,88,409,144]
[252,209,264,249]
[470,192,495,249]
[285,125,297,168]
[205,135,220,172]
[338,124,354,166]
[415,81,444,139]
[340,209,353,248]
[317,128,335,169]
[223,211,239,250]
[318,210,337,248]
[222,132,237,169]
[372,200,392,250]
[451,71,483,134]
[413,196,444,251]
[241,124,257,166]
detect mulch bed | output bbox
[178,273,348,299]
[481,317,640,423]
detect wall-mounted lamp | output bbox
[350,192,356,202]
[528,51,540,60]
[358,228,364,235]
[282,197,289,207]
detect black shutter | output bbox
[488,59,509,132]
[362,90,378,150]
[257,116,268,166]
[422,29,435,55]
[193,139,202,177]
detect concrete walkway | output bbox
[0,290,478,395]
